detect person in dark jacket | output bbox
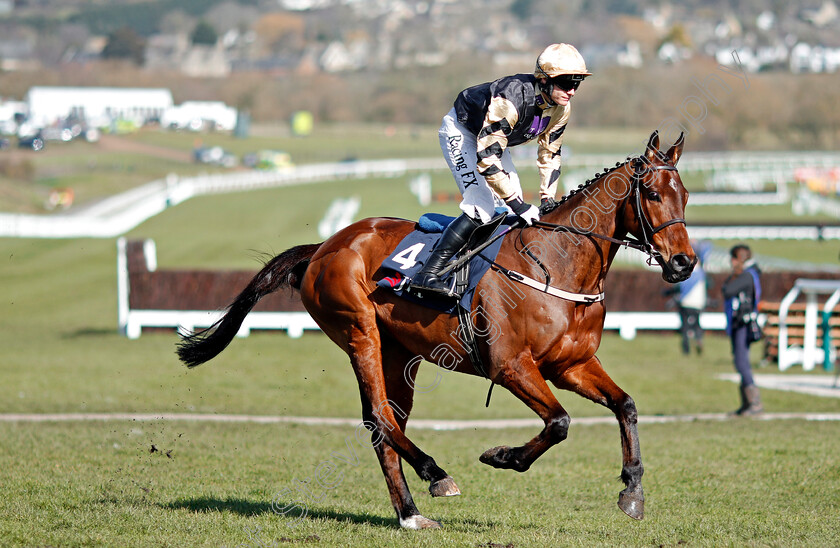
[721,244,763,415]
[409,43,590,297]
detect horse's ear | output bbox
[644,130,660,161]
[666,132,685,166]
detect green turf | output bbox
[1,419,839,547]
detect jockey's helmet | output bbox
[534,43,591,80]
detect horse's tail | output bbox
[176,243,322,368]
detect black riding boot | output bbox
[409,214,482,297]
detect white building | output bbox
[25,87,174,129]
[789,42,840,73]
[0,99,27,134]
[160,101,238,131]
[320,40,370,72]
[145,34,231,78]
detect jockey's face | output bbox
[541,77,578,106]
[551,83,575,106]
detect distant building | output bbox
[160,101,238,131]
[25,87,174,129]
[659,42,692,64]
[180,43,231,78]
[145,33,190,71]
[581,42,645,70]
[145,33,231,78]
[789,42,840,73]
[320,40,370,72]
[0,25,38,71]
[280,0,335,10]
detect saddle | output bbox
[377,213,512,384]
[377,212,509,313]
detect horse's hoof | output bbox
[479,446,529,472]
[399,514,441,529]
[429,475,460,497]
[618,491,645,520]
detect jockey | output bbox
[409,43,591,297]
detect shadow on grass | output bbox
[63,327,119,339]
[164,497,397,528]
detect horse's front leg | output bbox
[555,356,645,520]
[480,353,570,472]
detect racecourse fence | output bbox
[118,237,840,366]
[117,238,319,339]
[760,279,840,372]
[2,159,416,238]
[4,151,840,238]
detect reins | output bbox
[529,219,648,252]
[437,157,687,296]
[437,224,519,279]
[490,157,687,305]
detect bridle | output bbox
[627,157,686,265]
[531,156,686,266]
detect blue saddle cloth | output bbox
[377,213,515,313]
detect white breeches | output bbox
[438,108,519,223]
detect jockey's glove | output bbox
[506,197,540,226]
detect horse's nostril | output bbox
[671,253,690,271]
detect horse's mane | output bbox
[539,155,637,216]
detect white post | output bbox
[777,286,800,371]
[778,280,840,371]
[803,292,819,371]
[143,239,157,272]
[116,237,130,336]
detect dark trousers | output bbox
[730,325,754,386]
[678,306,703,354]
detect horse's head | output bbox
[624,131,696,283]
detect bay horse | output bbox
[178,131,695,529]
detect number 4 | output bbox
[392,242,426,270]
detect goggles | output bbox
[549,75,584,92]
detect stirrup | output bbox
[408,274,459,299]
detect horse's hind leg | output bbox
[555,356,645,520]
[304,249,456,508]
[321,305,457,493]
[346,321,458,495]
[480,355,571,472]
[366,338,444,529]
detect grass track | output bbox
[2,419,839,547]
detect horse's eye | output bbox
[647,191,660,201]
